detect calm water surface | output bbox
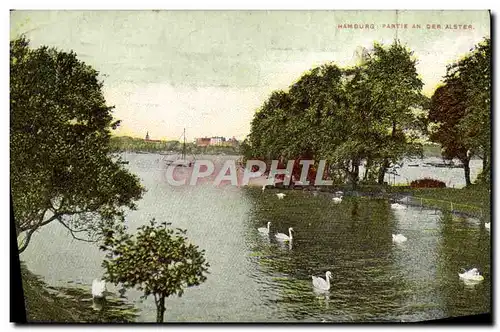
[21,153,490,322]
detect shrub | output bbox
[410,178,446,188]
[100,219,209,322]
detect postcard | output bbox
[10,10,491,323]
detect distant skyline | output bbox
[10,10,490,141]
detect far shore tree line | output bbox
[110,136,241,155]
[240,38,491,188]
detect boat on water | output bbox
[166,159,193,167]
[423,162,463,168]
[165,128,195,167]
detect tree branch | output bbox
[18,207,48,233]
[17,206,97,252]
[17,209,73,253]
[17,227,37,254]
[57,217,97,243]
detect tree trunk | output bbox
[482,151,488,173]
[350,159,360,190]
[353,163,359,190]
[363,158,371,182]
[463,158,471,187]
[377,158,389,185]
[378,120,396,185]
[156,295,166,323]
[351,200,359,218]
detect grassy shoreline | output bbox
[257,182,490,220]
[20,263,139,323]
[390,185,490,220]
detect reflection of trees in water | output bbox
[243,189,404,321]
[351,199,359,219]
[437,212,491,318]
[22,262,139,323]
[30,285,138,322]
[55,287,139,322]
[387,205,448,321]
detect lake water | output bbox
[20,153,490,322]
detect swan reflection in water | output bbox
[462,279,482,289]
[92,297,106,311]
[91,278,107,311]
[275,240,292,251]
[313,287,330,308]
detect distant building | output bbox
[223,136,239,147]
[195,136,238,147]
[196,137,211,147]
[230,137,239,147]
[144,132,162,143]
[210,136,226,146]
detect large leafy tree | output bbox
[286,64,346,162]
[428,38,491,186]
[446,38,491,184]
[11,37,144,253]
[429,79,473,186]
[101,219,209,323]
[247,64,347,182]
[320,66,387,187]
[248,90,292,161]
[359,41,425,184]
[245,41,426,188]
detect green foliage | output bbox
[245,40,426,186]
[110,136,171,153]
[446,38,490,154]
[100,219,209,322]
[356,41,425,183]
[429,80,469,158]
[10,36,144,252]
[239,138,253,162]
[452,38,491,184]
[429,38,491,185]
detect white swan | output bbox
[392,234,407,243]
[276,193,286,199]
[459,268,484,282]
[92,279,106,298]
[391,203,406,210]
[275,227,293,242]
[258,222,271,234]
[485,222,490,230]
[332,196,343,203]
[312,271,332,291]
[262,185,266,192]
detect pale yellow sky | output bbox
[10,10,490,141]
